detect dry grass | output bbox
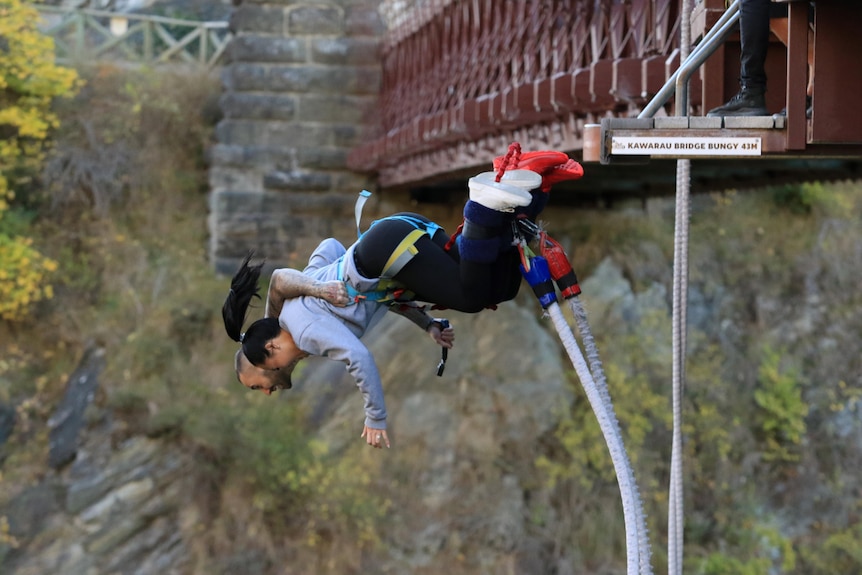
[0,63,227,483]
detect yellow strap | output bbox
[381,228,425,278]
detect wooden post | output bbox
[199,25,208,65]
[143,20,153,62]
[74,12,84,60]
[784,1,808,150]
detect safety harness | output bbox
[337,191,442,304]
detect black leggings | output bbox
[353,213,521,313]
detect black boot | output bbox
[706,87,768,117]
[779,95,813,119]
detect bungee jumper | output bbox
[223,141,653,573]
[221,142,583,449]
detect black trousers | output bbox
[353,213,522,313]
[740,0,771,91]
[740,0,794,91]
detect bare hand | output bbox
[428,322,455,349]
[361,425,390,449]
[319,280,350,306]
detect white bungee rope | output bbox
[547,302,652,575]
[567,297,653,575]
[668,0,694,572]
[668,160,690,575]
[517,223,653,575]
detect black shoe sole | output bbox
[706,109,769,117]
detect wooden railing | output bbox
[33,5,231,69]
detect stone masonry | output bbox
[208,0,385,274]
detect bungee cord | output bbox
[669,0,694,572]
[517,225,654,575]
[567,296,653,575]
[547,302,646,575]
[668,159,691,575]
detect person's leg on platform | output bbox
[707,0,770,117]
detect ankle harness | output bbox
[337,191,442,304]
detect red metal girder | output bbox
[690,0,725,41]
[488,91,506,129]
[629,0,650,56]
[476,94,493,132]
[551,72,576,113]
[810,0,862,144]
[461,97,483,139]
[699,40,725,115]
[783,1,807,150]
[350,0,689,177]
[534,77,556,115]
[613,58,645,102]
[664,48,680,83]
[591,60,616,109]
[609,1,627,58]
[642,55,668,100]
[446,106,469,141]
[573,68,593,105]
[503,81,552,126]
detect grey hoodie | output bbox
[278,238,414,429]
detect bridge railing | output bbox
[350,0,683,180]
[33,5,231,69]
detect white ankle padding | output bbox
[468,172,532,212]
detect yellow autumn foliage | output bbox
[0,0,80,320]
[0,234,58,320]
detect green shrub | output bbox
[770,183,817,214]
[753,346,808,463]
[691,523,795,575]
[798,521,862,574]
[196,398,390,546]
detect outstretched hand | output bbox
[319,280,350,306]
[428,320,455,349]
[362,425,390,449]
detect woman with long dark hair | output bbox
[223,147,583,448]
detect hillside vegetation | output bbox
[1,65,861,574]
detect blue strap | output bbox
[336,254,408,304]
[355,190,372,238]
[354,190,442,240]
[365,214,442,239]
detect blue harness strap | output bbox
[337,254,406,303]
[338,192,442,304]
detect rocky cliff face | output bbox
[3,434,196,574]
[2,193,861,574]
[2,293,579,574]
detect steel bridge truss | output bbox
[349,0,684,187]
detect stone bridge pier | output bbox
[208,0,384,274]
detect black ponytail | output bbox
[222,251,264,342]
[241,317,281,366]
